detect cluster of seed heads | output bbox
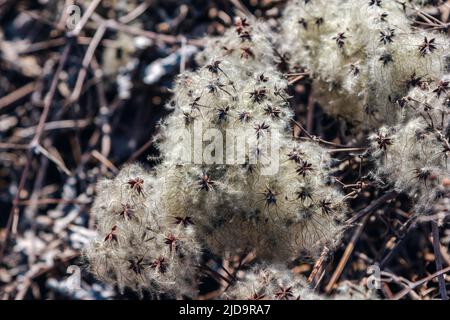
[156,18,346,261]
[282,0,450,215]
[85,16,346,297]
[281,0,449,129]
[370,75,450,214]
[85,0,449,298]
[84,164,200,298]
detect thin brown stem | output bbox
[431,221,449,300]
[325,214,370,294]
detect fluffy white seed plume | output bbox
[370,75,450,214]
[222,264,377,300]
[85,17,348,296]
[281,0,449,128]
[84,164,201,298]
[155,18,346,260]
[281,0,449,215]
[222,264,320,300]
